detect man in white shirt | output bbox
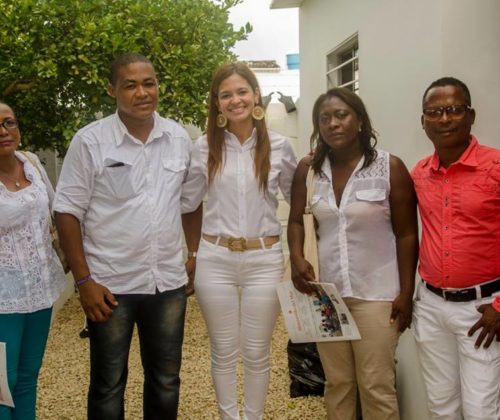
[54,53,198,419]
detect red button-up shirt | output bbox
[412,136,500,288]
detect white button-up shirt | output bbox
[182,129,296,238]
[53,112,192,294]
[312,150,400,301]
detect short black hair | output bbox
[422,77,471,107]
[109,53,153,86]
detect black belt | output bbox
[423,278,500,302]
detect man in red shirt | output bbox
[412,77,500,419]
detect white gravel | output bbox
[37,295,326,419]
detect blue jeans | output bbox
[0,307,52,420]
[87,286,187,420]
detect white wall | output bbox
[440,0,500,146]
[297,0,500,164]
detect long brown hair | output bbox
[310,88,377,174]
[206,62,270,192]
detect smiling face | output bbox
[422,84,475,152]
[107,61,158,129]
[318,96,362,153]
[216,73,259,129]
[0,103,21,158]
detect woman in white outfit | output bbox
[182,62,297,420]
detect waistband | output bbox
[422,278,500,302]
[202,234,280,252]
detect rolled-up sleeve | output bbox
[181,136,208,213]
[53,134,95,222]
[279,139,297,204]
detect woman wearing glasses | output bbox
[182,62,296,419]
[288,88,418,420]
[0,101,67,419]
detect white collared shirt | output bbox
[182,129,297,238]
[53,112,192,294]
[0,152,67,313]
[312,150,400,301]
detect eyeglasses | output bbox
[422,105,470,122]
[0,119,18,130]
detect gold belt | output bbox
[202,234,280,252]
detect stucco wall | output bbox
[297,0,500,163]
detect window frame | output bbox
[326,33,359,93]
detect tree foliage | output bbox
[0,0,251,154]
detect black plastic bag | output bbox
[287,340,325,398]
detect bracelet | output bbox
[492,296,500,313]
[187,251,197,259]
[75,274,92,287]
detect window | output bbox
[326,34,359,93]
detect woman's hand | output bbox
[291,256,316,295]
[390,293,413,332]
[185,257,196,297]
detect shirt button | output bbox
[444,251,449,257]
[444,179,449,184]
[444,226,448,230]
[445,275,449,279]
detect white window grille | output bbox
[326,34,359,93]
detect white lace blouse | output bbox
[0,152,67,313]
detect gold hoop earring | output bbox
[216,113,227,128]
[252,105,265,121]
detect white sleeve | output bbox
[181,136,208,214]
[53,134,95,222]
[278,138,298,204]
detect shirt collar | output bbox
[224,127,257,150]
[112,111,167,146]
[428,135,479,171]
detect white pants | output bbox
[195,238,284,420]
[413,282,500,420]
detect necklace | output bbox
[0,161,23,189]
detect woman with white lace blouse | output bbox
[182,62,297,419]
[0,101,67,420]
[288,88,419,420]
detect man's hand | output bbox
[291,256,316,295]
[468,304,500,349]
[390,294,413,333]
[185,257,196,297]
[78,280,118,323]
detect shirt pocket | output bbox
[103,162,137,200]
[355,188,386,202]
[163,159,187,188]
[460,180,499,219]
[412,178,438,217]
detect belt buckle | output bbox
[442,288,475,302]
[227,237,247,252]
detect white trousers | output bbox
[413,282,500,420]
[195,238,284,420]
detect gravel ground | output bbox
[37,295,326,419]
